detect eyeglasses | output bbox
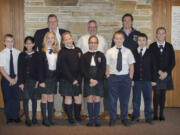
[89,42,98,45]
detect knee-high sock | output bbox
[48,102,54,123]
[87,103,93,124]
[94,102,100,124]
[153,90,160,117]
[74,103,82,121]
[65,104,74,123]
[31,98,37,121]
[160,90,166,117]
[41,103,47,122]
[23,99,29,121]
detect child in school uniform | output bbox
[39,32,59,126]
[57,32,82,125]
[0,34,21,124]
[81,35,106,127]
[131,33,157,125]
[149,27,175,121]
[106,31,135,127]
[18,36,40,126]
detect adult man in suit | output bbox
[34,14,69,117]
[34,14,69,51]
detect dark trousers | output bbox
[108,74,131,120]
[103,78,109,112]
[132,81,152,119]
[1,76,20,119]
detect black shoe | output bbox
[159,116,165,121]
[6,119,14,124]
[122,119,131,127]
[95,123,101,127]
[153,116,158,120]
[109,119,116,127]
[25,120,32,127]
[145,119,155,125]
[131,117,139,124]
[49,121,56,126]
[14,118,21,123]
[86,122,93,127]
[32,119,38,125]
[68,119,78,126]
[42,121,50,127]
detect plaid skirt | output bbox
[153,74,174,91]
[59,79,82,96]
[18,79,40,100]
[39,70,57,94]
[83,66,104,97]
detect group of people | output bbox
[0,13,175,128]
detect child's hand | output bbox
[73,80,79,86]
[39,82,46,88]
[9,78,16,86]
[131,81,134,86]
[90,79,98,87]
[19,84,24,91]
[151,82,157,86]
[34,81,39,88]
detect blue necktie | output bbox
[116,48,122,72]
[10,50,15,78]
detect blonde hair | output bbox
[42,32,59,53]
[60,32,73,48]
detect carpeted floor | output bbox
[0,108,180,135]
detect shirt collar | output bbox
[157,41,165,48]
[137,46,146,53]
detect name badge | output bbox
[133,35,138,42]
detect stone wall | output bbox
[24,0,153,46]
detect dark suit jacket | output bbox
[34,28,69,51]
[81,51,106,81]
[132,48,157,82]
[149,42,175,75]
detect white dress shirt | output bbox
[137,47,147,56]
[157,41,165,53]
[76,34,108,54]
[46,49,57,71]
[0,47,20,75]
[106,45,135,75]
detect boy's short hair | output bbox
[156,27,166,34]
[122,13,134,22]
[137,33,148,40]
[3,34,13,42]
[113,31,125,39]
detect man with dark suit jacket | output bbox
[34,14,69,51]
[111,13,140,51]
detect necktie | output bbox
[159,45,163,54]
[116,48,122,72]
[10,50,15,78]
[48,49,53,54]
[140,48,143,57]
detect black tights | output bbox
[153,90,166,117]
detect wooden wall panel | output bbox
[0,0,24,108]
[153,0,180,107]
